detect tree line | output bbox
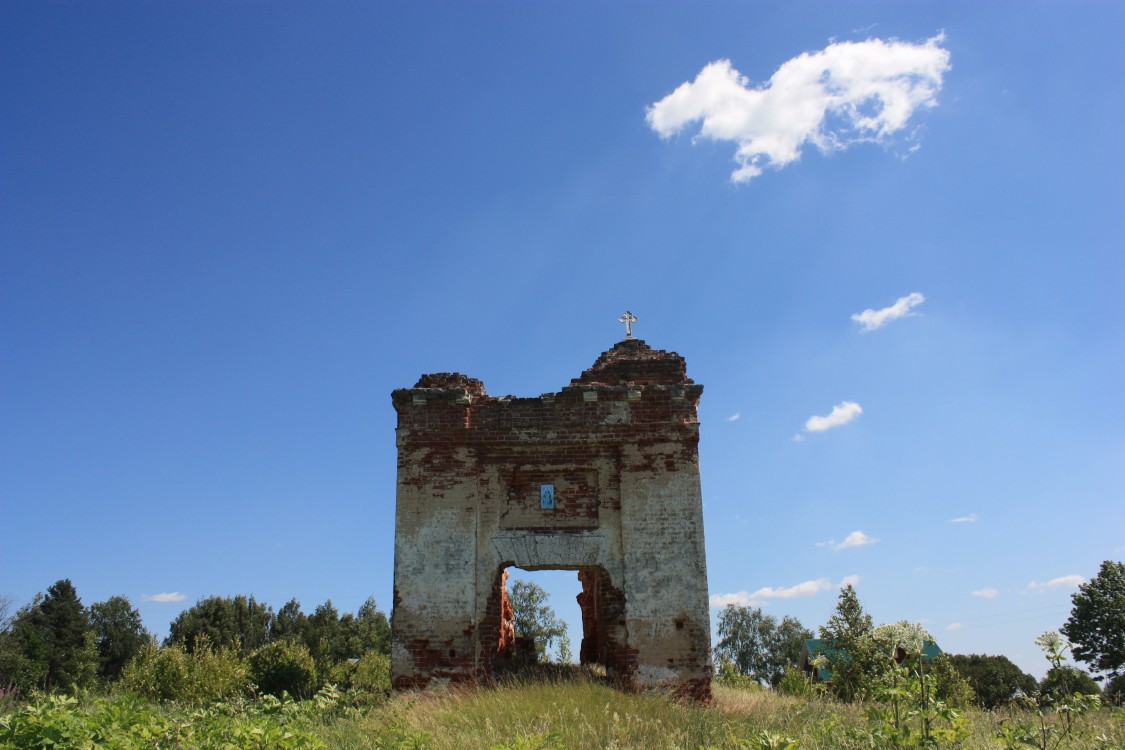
[3,559,1121,706]
[713,559,1125,708]
[0,579,390,700]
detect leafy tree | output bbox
[305,600,342,665]
[0,595,13,632]
[1041,665,1102,698]
[167,595,273,657]
[322,597,392,661]
[1061,560,1125,680]
[271,598,307,642]
[89,595,150,681]
[713,605,811,687]
[823,584,874,646]
[947,653,1038,709]
[7,580,98,692]
[1104,674,1125,706]
[556,633,573,665]
[269,596,390,675]
[818,583,877,702]
[355,596,391,656]
[509,580,567,662]
[0,597,22,688]
[0,628,33,691]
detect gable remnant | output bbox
[390,338,712,700]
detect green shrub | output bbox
[926,654,976,709]
[0,692,326,750]
[249,640,316,699]
[323,658,356,690]
[777,665,812,697]
[350,652,391,696]
[117,639,249,705]
[714,656,763,690]
[1040,665,1102,698]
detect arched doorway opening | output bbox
[481,563,631,685]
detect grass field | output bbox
[3,672,1123,749]
[314,674,1125,750]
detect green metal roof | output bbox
[802,638,943,682]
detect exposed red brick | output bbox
[391,338,712,700]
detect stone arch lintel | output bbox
[489,529,622,587]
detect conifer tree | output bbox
[9,580,97,691]
[818,583,877,701]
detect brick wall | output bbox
[391,338,712,701]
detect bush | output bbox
[350,652,391,696]
[947,653,1037,709]
[249,640,316,699]
[323,658,356,690]
[0,692,326,750]
[1040,665,1101,698]
[714,656,763,690]
[926,654,976,709]
[117,640,249,705]
[776,665,812,697]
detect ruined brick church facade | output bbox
[390,337,712,700]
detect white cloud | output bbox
[816,531,879,551]
[727,411,742,422]
[647,35,950,182]
[142,592,187,603]
[852,292,926,331]
[791,433,806,442]
[971,587,998,599]
[805,401,863,433]
[948,513,978,524]
[710,592,753,608]
[1028,575,1085,591]
[710,577,833,608]
[840,574,862,588]
[838,530,878,549]
[946,622,963,632]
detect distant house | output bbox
[799,638,943,683]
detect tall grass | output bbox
[315,674,1125,750]
[4,671,1121,749]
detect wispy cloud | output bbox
[852,292,925,331]
[971,587,998,599]
[818,530,879,551]
[710,577,833,608]
[948,513,978,524]
[1028,575,1085,591]
[726,411,742,422]
[840,574,862,588]
[142,592,187,603]
[946,622,963,632]
[805,402,863,433]
[647,35,950,183]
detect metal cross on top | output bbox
[618,310,638,339]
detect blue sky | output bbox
[2,2,1121,679]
